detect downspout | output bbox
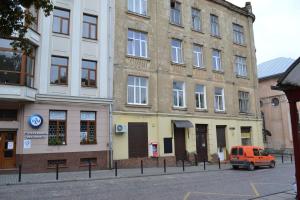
[109,103,113,169]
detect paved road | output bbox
[0,164,295,200]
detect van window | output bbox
[231,148,237,155]
[238,148,243,155]
[253,148,259,156]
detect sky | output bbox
[227,0,300,64]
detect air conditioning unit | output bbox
[115,124,128,134]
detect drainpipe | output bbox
[109,103,113,169]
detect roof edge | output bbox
[278,57,300,85]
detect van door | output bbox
[253,148,261,166]
[259,149,270,166]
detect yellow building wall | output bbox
[113,113,263,160]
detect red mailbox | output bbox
[149,142,158,157]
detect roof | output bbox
[277,57,300,89]
[257,57,295,79]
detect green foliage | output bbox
[0,0,53,54]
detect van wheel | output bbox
[232,165,239,170]
[269,161,275,168]
[248,163,255,171]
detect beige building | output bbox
[113,0,263,167]
[0,0,114,172]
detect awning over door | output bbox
[172,120,194,128]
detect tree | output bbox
[0,0,53,54]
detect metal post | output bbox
[18,164,22,182]
[141,160,143,174]
[56,163,59,180]
[164,159,166,173]
[182,160,185,172]
[218,157,221,169]
[115,161,117,177]
[282,153,284,164]
[89,160,91,178]
[203,159,206,170]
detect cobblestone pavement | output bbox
[0,163,296,200]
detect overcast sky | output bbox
[227,0,300,64]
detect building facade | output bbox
[0,0,114,172]
[113,0,263,167]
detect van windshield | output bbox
[238,148,243,155]
[231,148,238,155]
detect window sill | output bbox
[125,104,152,108]
[80,142,97,145]
[233,42,247,47]
[48,144,67,146]
[210,34,222,39]
[171,61,186,67]
[126,11,150,19]
[191,28,204,34]
[79,163,97,167]
[212,70,224,74]
[214,110,226,114]
[169,22,184,29]
[81,85,98,89]
[236,75,249,80]
[126,55,151,61]
[82,37,98,43]
[172,107,187,111]
[50,84,68,87]
[193,66,206,71]
[239,112,254,116]
[195,108,208,112]
[52,32,70,39]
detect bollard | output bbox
[141,160,143,174]
[195,154,198,166]
[89,160,91,178]
[291,154,293,163]
[56,163,59,180]
[18,164,22,182]
[203,159,206,170]
[218,157,221,169]
[182,160,185,172]
[115,161,118,177]
[281,153,284,164]
[164,159,166,173]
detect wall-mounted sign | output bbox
[28,114,43,129]
[7,141,14,150]
[24,132,47,139]
[24,139,32,149]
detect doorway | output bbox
[0,132,17,169]
[216,125,227,161]
[174,126,186,161]
[196,124,208,162]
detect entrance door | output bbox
[196,124,208,162]
[216,125,226,161]
[128,123,148,158]
[0,132,17,169]
[174,126,186,161]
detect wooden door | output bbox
[196,124,208,162]
[0,132,17,169]
[128,123,148,158]
[174,127,186,161]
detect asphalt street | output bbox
[0,164,295,200]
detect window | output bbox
[214,87,225,112]
[231,148,237,155]
[48,159,67,168]
[271,98,279,106]
[241,127,252,145]
[235,56,247,77]
[191,8,201,31]
[50,56,68,85]
[80,158,97,166]
[238,148,243,155]
[171,39,183,63]
[52,7,70,35]
[210,14,219,37]
[48,111,67,145]
[253,148,259,156]
[127,29,148,58]
[195,84,206,109]
[233,23,244,45]
[80,111,96,144]
[170,1,181,25]
[164,138,173,153]
[127,76,148,105]
[212,49,221,71]
[83,14,97,40]
[28,6,39,31]
[239,91,249,113]
[0,38,35,87]
[173,81,185,108]
[0,110,17,121]
[128,0,147,15]
[81,60,97,87]
[193,44,203,68]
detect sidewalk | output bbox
[0,163,229,186]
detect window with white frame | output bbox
[233,23,244,45]
[195,84,206,109]
[127,76,148,105]
[193,44,203,68]
[214,87,225,112]
[173,81,185,108]
[212,49,221,71]
[192,8,201,31]
[239,91,249,113]
[171,39,183,63]
[235,56,247,77]
[170,1,181,25]
[210,14,219,37]
[128,0,147,16]
[127,29,148,58]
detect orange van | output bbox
[229,146,275,171]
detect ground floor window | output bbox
[80,111,96,144]
[47,159,67,168]
[241,126,252,145]
[164,138,173,153]
[128,122,148,158]
[80,158,97,166]
[48,111,67,145]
